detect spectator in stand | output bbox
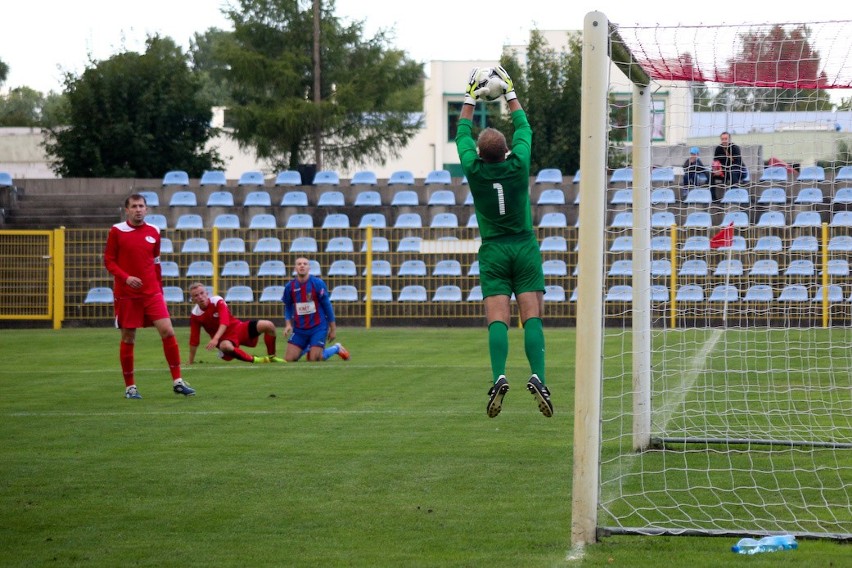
[682,146,709,197]
[104,193,194,399]
[711,131,745,200]
[187,282,284,364]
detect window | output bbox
[447,101,496,142]
[610,92,667,142]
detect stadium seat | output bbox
[650,236,670,252]
[175,214,203,230]
[749,259,779,276]
[830,211,852,227]
[650,187,676,205]
[608,259,632,276]
[249,214,277,230]
[789,235,818,252]
[257,260,286,277]
[797,166,825,182]
[537,188,565,205]
[254,237,282,253]
[398,285,427,302]
[137,191,160,207]
[394,213,422,228]
[651,259,671,277]
[289,236,318,253]
[466,214,478,228]
[305,260,322,277]
[162,170,189,186]
[714,259,744,276]
[610,211,633,228]
[778,284,809,302]
[244,191,272,207]
[543,285,566,302]
[322,214,350,229]
[709,284,739,302]
[433,259,462,277]
[361,236,390,253]
[720,236,747,251]
[428,190,456,206]
[213,214,241,229]
[181,237,210,253]
[681,236,709,251]
[609,236,633,252]
[358,213,387,228]
[160,261,180,278]
[651,285,669,302]
[163,286,184,303]
[684,188,712,205]
[397,237,421,253]
[388,170,415,186]
[398,259,427,277]
[759,166,789,182]
[467,286,483,302]
[169,191,197,207]
[744,284,773,302]
[463,192,473,205]
[835,165,852,181]
[828,235,852,252]
[721,211,749,227]
[542,259,567,276]
[84,287,113,304]
[313,170,340,185]
[794,187,824,204]
[260,286,285,302]
[285,213,313,229]
[610,189,632,205]
[425,169,452,185]
[757,186,787,204]
[225,286,254,303]
[330,285,359,302]
[535,168,563,184]
[753,235,783,252]
[756,211,786,227]
[318,191,345,207]
[432,285,463,302]
[605,285,632,302]
[678,259,708,276]
[328,258,358,277]
[326,236,354,253]
[281,191,309,207]
[363,260,392,277]
[676,284,704,302]
[199,170,227,187]
[351,170,378,186]
[207,191,235,207]
[683,211,711,228]
[146,214,168,230]
[430,213,458,228]
[651,167,675,184]
[186,261,213,277]
[609,167,632,185]
[218,237,246,253]
[275,170,302,186]
[391,190,419,206]
[813,284,844,302]
[160,237,173,254]
[832,188,852,204]
[540,236,567,252]
[784,259,815,276]
[651,211,675,228]
[353,191,382,206]
[238,171,265,187]
[720,187,750,205]
[792,211,822,228]
[221,260,250,277]
[572,169,581,184]
[366,285,393,302]
[824,259,850,277]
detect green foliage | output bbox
[43,35,223,178]
[0,58,7,86]
[218,0,424,172]
[189,28,233,107]
[0,86,43,127]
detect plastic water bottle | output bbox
[732,534,798,554]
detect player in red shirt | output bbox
[187,282,284,364]
[104,194,195,399]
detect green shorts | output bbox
[478,234,545,298]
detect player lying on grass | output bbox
[187,282,284,364]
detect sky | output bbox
[2,1,848,95]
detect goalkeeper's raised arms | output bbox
[493,65,517,101]
[464,67,480,106]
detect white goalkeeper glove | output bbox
[464,67,480,106]
[493,65,517,102]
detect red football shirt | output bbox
[189,295,239,347]
[104,221,163,298]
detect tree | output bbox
[0,87,44,127]
[0,58,8,87]
[218,0,423,172]
[189,28,233,108]
[43,35,222,178]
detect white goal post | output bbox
[573,11,852,546]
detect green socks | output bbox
[488,321,509,383]
[523,317,546,383]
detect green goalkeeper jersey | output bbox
[455,109,533,242]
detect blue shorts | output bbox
[288,324,328,351]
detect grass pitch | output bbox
[0,327,847,567]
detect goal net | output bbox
[573,13,852,544]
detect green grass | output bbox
[0,327,848,567]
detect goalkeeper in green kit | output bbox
[455,66,552,418]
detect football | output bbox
[474,67,504,102]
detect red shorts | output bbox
[114,293,171,329]
[219,321,259,360]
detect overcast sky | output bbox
[3,1,847,94]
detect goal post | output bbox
[573,12,852,546]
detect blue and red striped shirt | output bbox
[282,275,335,330]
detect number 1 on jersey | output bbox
[494,182,505,215]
